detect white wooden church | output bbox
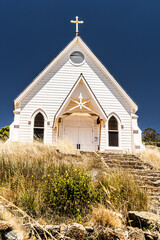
[9,17,144,152]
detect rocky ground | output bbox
[1,210,160,240]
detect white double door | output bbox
[64,127,93,151]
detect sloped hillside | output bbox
[0,141,149,225]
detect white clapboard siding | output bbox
[18,43,132,151]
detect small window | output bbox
[34,113,44,142]
[108,116,119,147]
[70,51,84,64]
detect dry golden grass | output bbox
[0,140,96,174]
[0,140,102,173]
[0,137,77,154]
[97,168,149,215]
[54,137,77,154]
[89,204,122,228]
[0,140,78,170]
[139,147,160,169]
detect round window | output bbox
[70,51,84,65]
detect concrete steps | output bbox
[105,163,146,169]
[94,152,160,214]
[135,179,160,187]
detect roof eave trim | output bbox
[14,36,78,105]
[77,36,138,112]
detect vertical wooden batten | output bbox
[98,119,102,151]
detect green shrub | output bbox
[0,126,9,141]
[41,165,104,216]
[144,141,160,147]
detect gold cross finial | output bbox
[70,16,84,36]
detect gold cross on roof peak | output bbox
[70,16,84,36]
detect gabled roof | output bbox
[14,36,78,108]
[14,35,138,112]
[53,73,107,128]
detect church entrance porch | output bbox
[52,74,107,151]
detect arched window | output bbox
[34,113,44,141]
[108,116,119,147]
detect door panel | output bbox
[65,128,78,149]
[79,128,86,150]
[79,128,93,151]
[86,128,93,150]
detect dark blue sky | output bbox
[0,0,160,132]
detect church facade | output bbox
[9,32,144,152]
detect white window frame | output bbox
[106,113,122,150]
[31,109,48,144]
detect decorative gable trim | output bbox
[52,73,107,128]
